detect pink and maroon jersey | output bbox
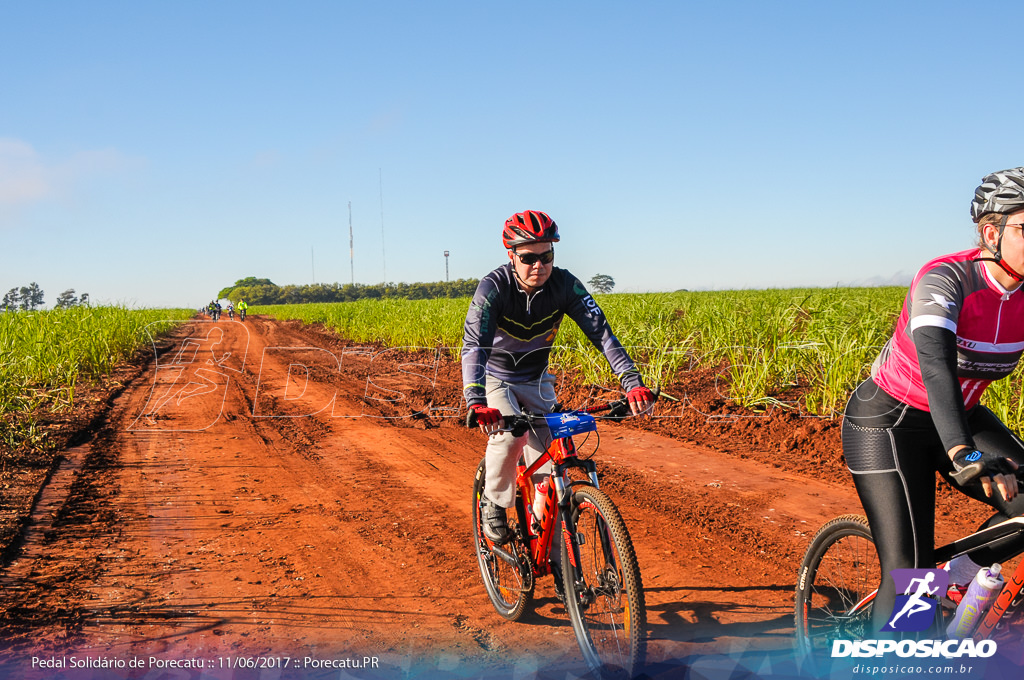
[872,248,1024,411]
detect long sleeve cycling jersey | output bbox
[461,264,642,406]
[870,248,1024,451]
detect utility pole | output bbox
[444,250,450,282]
[379,168,386,285]
[349,201,354,285]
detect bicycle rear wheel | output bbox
[794,515,879,659]
[561,485,645,679]
[472,459,534,620]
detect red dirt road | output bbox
[0,317,986,678]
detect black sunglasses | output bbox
[514,249,555,266]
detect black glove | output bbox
[950,449,1018,486]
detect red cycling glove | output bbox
[626,386,654,415]
[470,404,503,431]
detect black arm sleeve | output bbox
[912,325,975,452]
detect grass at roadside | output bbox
[254,289,1024,433]
[0,306,192,566]
[256,288,896,412]
[0,306,193,454]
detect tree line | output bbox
[217,277,481,306]
[1,284,89,311]
[216,274,616,306]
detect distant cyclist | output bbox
[843,167,1024,633]
[461,210,653,546]
[227,303,234,320]
[237,299,248,321]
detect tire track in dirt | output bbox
[0,315,901,677]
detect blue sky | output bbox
[2,1,1023,308]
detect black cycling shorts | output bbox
[843,377,1024,632]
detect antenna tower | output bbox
[349,201,354,285]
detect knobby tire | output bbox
[561,485,646,679]
[794,514,879,668]
[472,458,533,620]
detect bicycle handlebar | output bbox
[949,459,1024,487]
[465,388,661,433]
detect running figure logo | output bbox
[881,569,949,632]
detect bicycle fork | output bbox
[553,458,602,607]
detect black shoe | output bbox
[480,497,511,545]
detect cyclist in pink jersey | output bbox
[844,167,1024,633]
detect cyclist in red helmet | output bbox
[462,210,654,546]
[844,168,1024,633]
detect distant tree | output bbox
[55,289,79,309]
[235,277,276,287]
[30,283,45,309]
[236,284,283,305]
[2,288,19,312]
[219,277,277,300]
[588,274,615,294]
[18,283,44,310]
[79,292,89,306]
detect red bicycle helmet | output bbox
[502,210,560,249]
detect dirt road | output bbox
[0,316,932,678]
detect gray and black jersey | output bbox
[461,264,642,407]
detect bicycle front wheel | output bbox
[794,514,879,659]
[561,485,645,679]
[472,459,534,620]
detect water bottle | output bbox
[533,482,549,521]
[534,482,555,536]
[946,563,1003,639]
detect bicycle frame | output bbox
[934,516,1024,640]
[483,396,630,579]
[473,395,652,677]
[513,433,601,578]
[829,516,1024,639]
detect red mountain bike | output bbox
[469,393,656,679]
